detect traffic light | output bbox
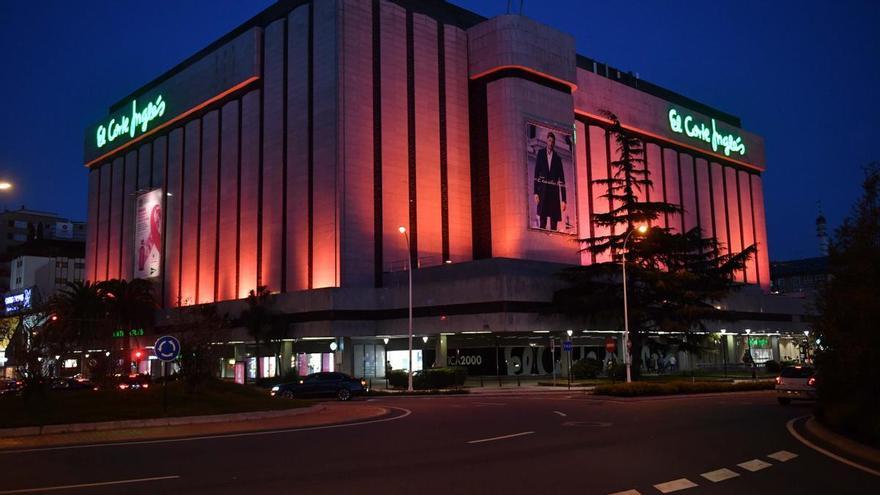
[133,350,144,361]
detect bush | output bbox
[764,360,781,373]
[386,370,409,388]
[593,380,774,397]
[415,367,467,389]
[387,367,466,389]
[571,358,603,379]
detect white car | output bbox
[775,365,816,405]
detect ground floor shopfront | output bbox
[199,328,814,383]
[112,258,809,381]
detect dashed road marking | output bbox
[554,410,567,417]
[737,459,772,472]
[608,490,641,495]
[653,478,698,493]
[467,431,534,444]
[700,468,740,482]
[768,450,798,462]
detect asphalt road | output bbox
[1,390,877,494]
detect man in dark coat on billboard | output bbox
[533,132,567,230]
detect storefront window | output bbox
[387,350,422,372]
[296,353,335,375]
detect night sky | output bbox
[1,0,877,261]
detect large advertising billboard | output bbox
[134,189,163,279]
[527,122,576,235]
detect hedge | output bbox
[386,367,467,389]
[593,380,774,397]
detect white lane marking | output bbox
[608,490,641,495]
[0,475,180,494]
[467,431,534,444]
[653,478,698,493]
[554,411,567,417]
[700,468,740,482]
[737,459,772,472]
[786,416,880,477]
[0,407,412,455]
[768,450,798,462]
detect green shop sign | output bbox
[112,328,145,339]
[667,108,746,157]
[95,95,166,149]
[748,337,769,348]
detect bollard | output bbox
[480,375,484,387]
[517,375,521,387]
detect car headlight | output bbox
[271,386,280,392]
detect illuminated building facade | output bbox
[84,0,804,378]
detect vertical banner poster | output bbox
[526,122,576,235]
[134,188,163,279]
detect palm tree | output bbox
[48,281,108,351]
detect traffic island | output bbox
[592,380,775,397]
[802,417,880,473]
[0,380,309,430]
[0,402,392,451]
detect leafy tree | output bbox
[554,112,753,379]
[814,164,880,444]
[170,304,228,393]
[239,286,281,382]
[98,279,157,374]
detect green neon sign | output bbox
[667,108,746,157]
[112,328,145,338]
[748,337,769,347]
[96,95,166,149]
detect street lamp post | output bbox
[803,330,811,364]
[566,329,573,390]
[622,225,648,383]
[745,329,756,379]
[720,329,728,378]
[398,226,414,392]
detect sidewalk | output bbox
[364,376,595,396]
[0,402,389,452]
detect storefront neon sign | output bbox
[95,95,167,149]
[667,108,746,157]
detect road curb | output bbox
[584,389,774,402]
[805,416,880,466]
[0,404,325,439]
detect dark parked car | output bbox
[116,374,152,391]
[0,379,23,396]
[51,378,97,391]
[271,372,367,401]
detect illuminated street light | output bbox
[0,182,12,191]
[621,224,649,383]
[398,226,414,392]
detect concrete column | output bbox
[336,337,353,375]
[435,335,448,368]
[771,335,780,361]
[280,341,293,375]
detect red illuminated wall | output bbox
[83,0,773,305]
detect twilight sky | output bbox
[0,0,877,260]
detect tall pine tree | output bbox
[554,111,754,379]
